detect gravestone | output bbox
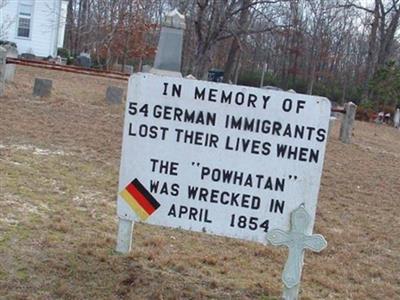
[106,86,124,104]
[267,206,327,298]
[151,9,185,77]
[394,108,400,128]
[75,52,91,68]
[0,46,6,97]
[208,69,224,82]
[339,102,357,144]
[142,65,152,73]
[124,65,134,74]
[21,53,36,60]
[4,44,18,82]
[33,78,52,97]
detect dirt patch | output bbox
[0,66,399,299]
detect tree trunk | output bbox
[223,0,251,83]
[361,0,379,103]
[223,37,240,83]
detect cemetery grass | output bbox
[0,66,399,300]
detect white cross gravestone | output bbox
[266,205,327,299]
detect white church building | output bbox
[0,0,68,57]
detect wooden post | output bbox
[339,102,357,144]
[116,218,134,253]
[0,47,6,97]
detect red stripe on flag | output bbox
[126,183,156,215]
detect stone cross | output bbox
[266,206,327,300]
[150,9,185,77]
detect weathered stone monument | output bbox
[106,86,124,104]
[33,78,53,97]
[3,44,18,83]
[0,47,6,97]
[394,108,400,128]
[75,52,91,68]
[339,102,357,144]
[150,9,185,77]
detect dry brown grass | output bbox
[0,66,399,299]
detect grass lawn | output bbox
[0,66,399,299]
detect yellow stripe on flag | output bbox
[120,189,149,221]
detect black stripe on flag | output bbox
[132,179,160,209]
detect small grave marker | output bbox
[106,86,124,104]
[394,108,400,128]
[75,52,91,68]
[0,46,6,97]
[3,44,18,83]
[339,102,357,144]
[33,78,52,97]
[266,205,327,298]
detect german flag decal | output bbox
[119,179,160,221]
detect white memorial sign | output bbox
[117,73,330,244]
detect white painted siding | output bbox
[0,0,62,57]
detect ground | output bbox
[0,66,399,300]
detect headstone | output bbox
[33,78,52,97]
[339,102,357,144]
[124,65,134,74]
[106,86,124,104]
[394,108,400,128]
[0,46,6,97]
[142,65,152,73]
[151,9,185,77]
[208,69,224,82]
[266,206,327,299]
[75,52,91,68]
[21,53,36,60]
[328,116,336,136]
[4,44,18,82]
